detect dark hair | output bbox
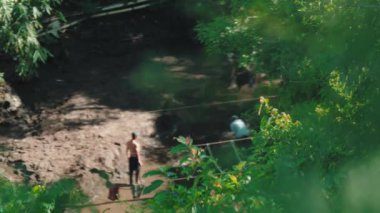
[132,132,138,138]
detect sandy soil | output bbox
[2,91,175,211]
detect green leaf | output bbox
[175,136,187,144]
[235,161,247,171]
[165,171,178,179]
[48,20,61,38]
[229,174,238,185]
[32,7,41,19]
[158,166,171,172]
[143,180,164,195]
[143,170,165,178]
[57,11,67,22]
[154,190,170,203]
[32,50,41,63]
[44,4,52,14]
[170,144,188,155]
[179,156,190,165]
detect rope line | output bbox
[231,141,242,162]
[68,96,276,113]
[67,196,153,208]
[146,96,276,113]
[148,137,253,155]
[196,137,252,147]
[206,144,224,173]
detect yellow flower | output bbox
[191,148,198,156]
[229,175,238,185]
[214,182,222,188]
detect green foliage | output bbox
[145,136,254,212]
[189,0,380,155]
[0,178,87,213]
[143,180,164,195]
[146,0,380,211]
[0,0,63,77]
[146,96,380,212]
[193,0,380,87]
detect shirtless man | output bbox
[126,132,143,185]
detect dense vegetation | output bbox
[0,178,86,212]
[144,0,380,212]
[1,0,380,212]
[0,0,63,77]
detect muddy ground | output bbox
[0,4,260,212]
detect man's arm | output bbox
[126,141,130,157]
[137,144,143,166]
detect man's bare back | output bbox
[126,139,139,158]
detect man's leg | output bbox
[129,157,134,185]
[129,170,133,185]
[135,163,140,184]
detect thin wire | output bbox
[146,96,276,113]
[68,96,276,113]
[231,141,242,162]
[154,137,253,155]
[196,137,252,147]
[66,196,153,208]
[206,144,224,173]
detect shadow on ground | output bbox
[2,3,257,161]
